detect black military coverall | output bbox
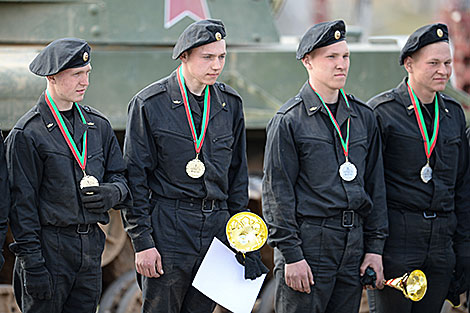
[262,82,388,313]
[367,79,470,313]
[6,92,130,313]
[122,70,248,313]
[0,130,10,271]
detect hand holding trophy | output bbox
[362,267,427,301]
[226,212,269,279]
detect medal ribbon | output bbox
[176,65,211,154]
[406,82,439,160]
[309,82,351,160]
[45,89,88,171]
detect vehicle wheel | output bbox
[99,270,136,313]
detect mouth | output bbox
[77,89,86,95]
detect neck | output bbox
[309,78,339,103]
[407,78,436,103]
[47,88,73,111]
[181,65,206,96]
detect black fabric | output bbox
[296,20,346,60]
[273,223,364,313]
[172,19,226,59]
[367,209,456,313]
[399,23,449,65]
[29,38,91,76]
[235,250,269,280]
[13,225,105,312]
[5,91,130,310]
[0,131,9,271]
[23,266,53,300]
[139,199,230,313]
[122,70,248,253]
[81,183,121,213]
[368,78,470,259]
[60,107,74,124]
[262,83,388,264]
[360,267,377,288]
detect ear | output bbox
[404,57,413,74]
[301,54,312,70]
[179,52,188,64]
[46,75,56,84]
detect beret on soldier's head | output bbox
[29,38,91,76]
[296,20,346,60]
[399,23,449,65]
[172,19,226,60]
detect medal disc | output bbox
[420,164,432,183]
[186,158,205,178]
[339,161,357,181]
[80,175,99,189]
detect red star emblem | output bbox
[164,0,211,29]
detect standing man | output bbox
[123,19,267,313]
[6,38,130,312]
[367,23,470,313]
[262,20,388,313]
[0,130,9,271]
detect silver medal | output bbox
[420,163,432,183]
[339,161,357,181]
[186,158,205,179]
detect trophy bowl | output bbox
[226,212,268,253]
[384,269,427,302]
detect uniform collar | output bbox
[299,81,357,125]
[396,78,451,119]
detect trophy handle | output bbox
[383,270,427,302]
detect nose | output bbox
[81,73,90,86]
[437,63,450,76]
[212,58,223,70]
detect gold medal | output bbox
[226,212,268,254]
[186,156,205,179]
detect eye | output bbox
[219,55,226,60]
[429,61,437,65]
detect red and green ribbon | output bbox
[176,65,211,154]
[309,82,351,160]
[406,82,439,160]
[45,89,88,171]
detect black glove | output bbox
[360,267,377,288]
[235,251,269,280]
[23,266,53,300]
[81,183,121,214]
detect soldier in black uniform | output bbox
[366,23,470,313]
[0,130,9,271]
[5,38,130,313]
[122,19,267,313]
[262,20,388,313]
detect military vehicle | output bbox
[0,0,469,312]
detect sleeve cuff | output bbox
[280,246,304,264]
[131,235,155,253]
[364,238,385,255]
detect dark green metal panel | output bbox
[0,0,279,45]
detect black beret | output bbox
[29,38,91,76]
[296,20,346,60]
[172,19,226,60]
[399,23,449,65]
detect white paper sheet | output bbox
[192,237,267,313]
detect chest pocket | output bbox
[209,133,234,173]
[385,131,424,175]
[87,148,105,180]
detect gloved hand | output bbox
[23,266,53,300]
[235,250,269,280]
[81,183,121,214]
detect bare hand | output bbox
[360,253,384,289]
[285,259,315,293]
[135,247,164,278]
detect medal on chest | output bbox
[310,83,357,181]
[45,90,99,189]
[407,83,439,184]
[177,66,211,179]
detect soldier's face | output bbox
[49,64,91,105]
[405,42,452,94]
[181,40,226,89]
[303,41,350,92]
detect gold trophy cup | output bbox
[384,270,427,301]
[226,212,268,253]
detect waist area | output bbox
[42,223,99,235]
[152,195,228,213]
[300,210,363,230]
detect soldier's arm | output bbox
[122,96,157,253]
[0,131,10,269]
[262,114,303,264]
[5,129,45,269]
